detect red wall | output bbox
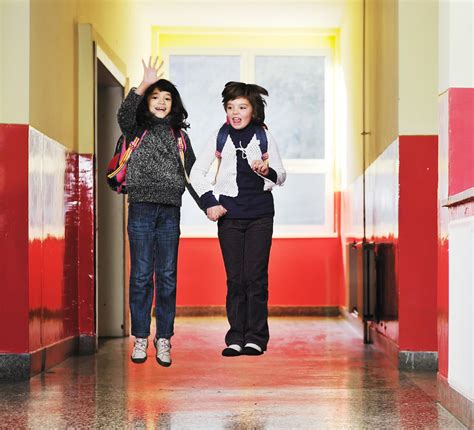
[77,155,95,336]
[177,237,345,307]
[0,124,94,355]
[0,125,29,353]
[342,136,438,353]
[1,120,345,358]
[447,89,474,196]
[28,132,78,350]
[398,136,438,351]
[437,88,474,377]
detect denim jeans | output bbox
[128,202,180,339]
[218,217,273,350]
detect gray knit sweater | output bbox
[117,89,197,207]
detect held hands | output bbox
[251,160,269,176]
[135,56,164,95]
[206,205,227,222]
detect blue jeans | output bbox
[127,202,180,339]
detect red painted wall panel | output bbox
[0,124,29,353]
[343,136,438,354]
[448,88,474,196]
[438,90,450,377]
[399,136,438,351]
[270,238,344,306]
[41,237,67,345]
[0,124,94,356]
[63,153,79,339]
[29,239,42,351]
[437,88,474,378]
[437,237,449,376]
[77,155,95,336]
[28,131,80,351]
[177,237,344,307]
[343,139,400,344]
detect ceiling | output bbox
[136,0,346,30]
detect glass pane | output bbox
[274,173,326,225]
[181,180,215,228]
[170,55,241,229]
[170,55,240,155]
[255,56,325,159]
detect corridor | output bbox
[0,317,464,429]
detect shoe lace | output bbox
[158,338,170,353]
[134,338,147,353]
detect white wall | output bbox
[398,0,438,135]
[133,0,344,86]
[138,0,344,29]
[0,0,29,124]
[448,216,474,401]
[439,0,474,91]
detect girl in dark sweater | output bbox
[118,58,199,367]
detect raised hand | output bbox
[141,56,164,85]
[135,56,164,95]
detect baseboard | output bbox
[269,306,340,316]
[0,353,30,381]
[398,351,438,371]
[367,323,402,368]
[369,324,438,371]
[30,336,78,375]
[176,306,340,317]
[438,374,474,429]
[340,311,438,372]
[176,306,226,316]
[78,334,97,355]
[339,308,364,335]
[0,335,91,381]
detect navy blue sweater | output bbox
[201,123,277,219]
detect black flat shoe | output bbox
[222,345,242,357]
[242,344,264,356]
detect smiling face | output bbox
[147,88,172,118]
[225,97,253,130]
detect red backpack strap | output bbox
[178,130,187,152]
[171,128,190,184]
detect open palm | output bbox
[141,56,164,85]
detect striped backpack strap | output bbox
[171,127,190,184]
[107,130,147,179]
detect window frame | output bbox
[162,47,336,238]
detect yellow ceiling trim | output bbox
[152,26,336,54]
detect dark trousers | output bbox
[218,217,273,350]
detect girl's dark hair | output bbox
[222,81,269,126]
[136,79,189,130]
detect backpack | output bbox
[106,130,147,194]
[106,128,188,194]
[214,123,268,182]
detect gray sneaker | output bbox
[154,337,172,367]
[131,337,148,363]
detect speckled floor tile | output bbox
[0,317,466,429]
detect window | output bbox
[164,48,334,237]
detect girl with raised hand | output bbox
[117,57,200,367]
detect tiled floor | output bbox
[0,317,466,429]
